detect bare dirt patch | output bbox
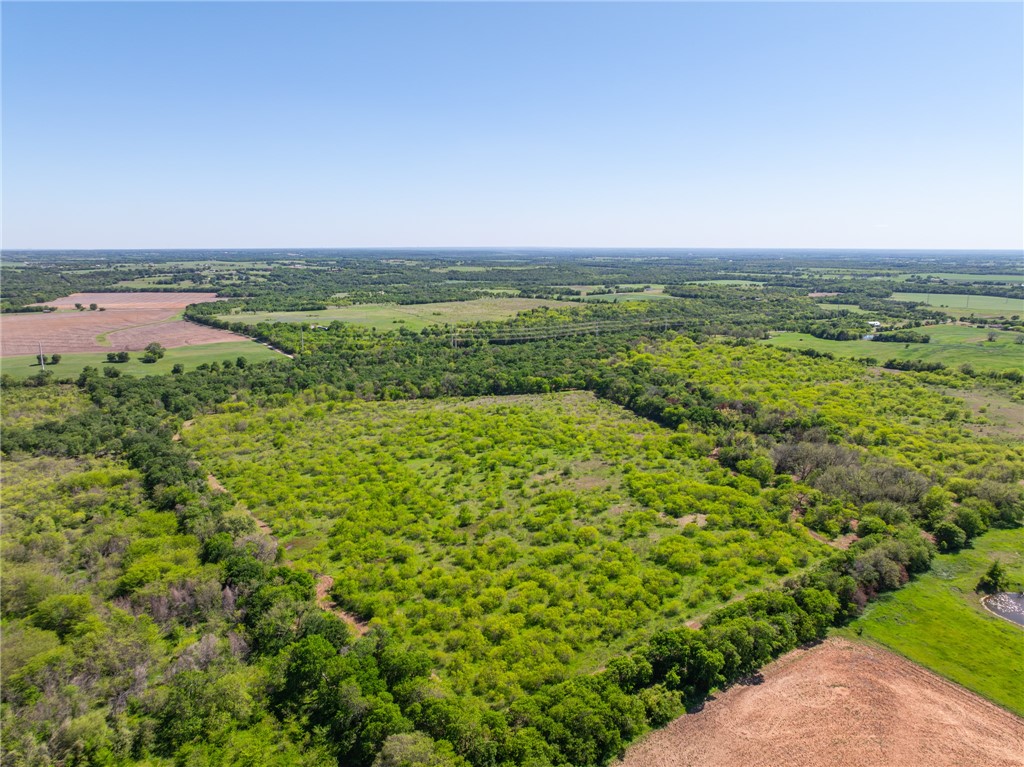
[618,638,1024,767]
[35,292,218,310]
[3,291,243,356]
[677,514,707,528]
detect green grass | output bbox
[908,273,1024,283]
[114,277,208,289]
[763,325,1024,372]
[582,292,675,302]
[216,297,565,331]
[1,341,282,380]
[839,528,1024,715]
[891,292,1024,317]
[686,279,765,286]
[817,302,868,314]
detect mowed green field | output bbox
[1,341,281,379]
[582,292,674,302]
[840,528,1024,715]
[892,292,1024,317]
[686,279,765,286]
[907,273,1024,283]
[216,297,564,330]
[817,302,868,314]
[763,325,1024,372]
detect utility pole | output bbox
[38,342,46,370]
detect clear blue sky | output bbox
[3,1,1021,250]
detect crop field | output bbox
[1,341,282,379]
[186,391,831,703]
[841,528,1024,715]
[34,291,218,310]
[215,297,565,330]
[620,638,1024,767]
[763,325,1024,372]
[1,292,246,357]
[891,292,1024,317]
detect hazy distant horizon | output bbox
[4,247,1022,259]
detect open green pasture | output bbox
[217,297,564,330]
[186,391,829,703]
[582,291,674,302]
[891,292,1024,317]
[840,528,1024,715]
[763,325,1024,372]
[908,273,1024,283]
[1,341,281,380]
[817,302,869,314]
[686,279,765,286]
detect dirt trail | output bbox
[618,638,1024,767]
[200,457,366,631]
[315,575,369,636]
[205,473,273,535]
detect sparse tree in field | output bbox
[116,351,130,363]
[976,560,1011,594]
[987,331,998,342]
[74,302,84,311]
[172,363,185,374]
[89,303,98,311]
[1015,334,1024,345]
[141,342,166,363]
[49,354,61,365]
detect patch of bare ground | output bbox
[315,575,369,636]
[618,638,1024,767]
[35,292,219,310]
[1,310,244,356]
[677,514,707,528]
[939,386,1024,442]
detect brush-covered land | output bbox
[2,250,1022,767]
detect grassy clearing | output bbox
[908,273,1024,283]
[763,325,1024,372]
[817,302,868,314]
[216,297,564,330]
[582,292,674,302]
[839,528,1024,715]
[1,341,281,380]
[687,279,765,286]
[891,292,1024,317]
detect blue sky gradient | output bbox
[3,2,1021,249]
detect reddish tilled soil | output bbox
[35,292,218,310]
[618,638,1024,767]
[2,292,242,356]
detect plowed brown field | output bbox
[2,292,241,356]
[619,638,1024,767]
[35,292,218,310]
